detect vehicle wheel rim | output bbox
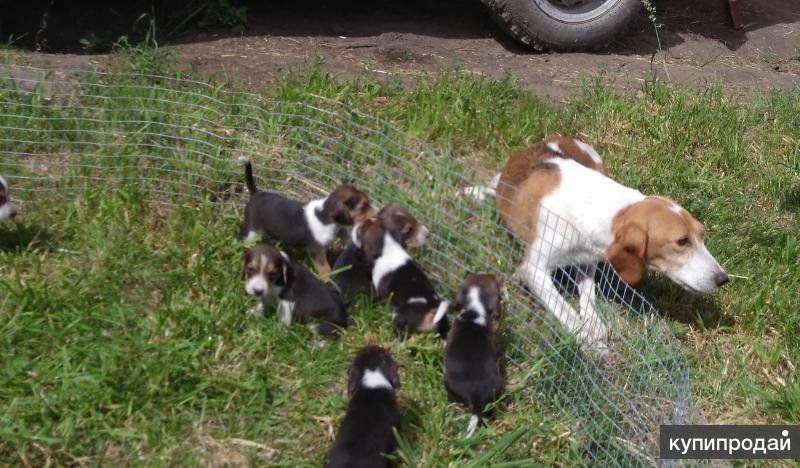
[535,0,621,23]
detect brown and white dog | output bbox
[0,176,20,222]
[240,161,375,275]
[474,137,728,352]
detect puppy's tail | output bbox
[466,414,480,438]
[433,300,449,324]
[239,158,258,194]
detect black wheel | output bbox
[482,0,642,51]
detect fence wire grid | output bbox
[1,65,695,466]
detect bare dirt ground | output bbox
[12,0,800,96]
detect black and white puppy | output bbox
[0,175,20,222]
[443,273,503,437]
[325,345,400,468]
[333,204,429,301]
[240,161,375,275]
[242,242,349,336]
[353,217,450,339]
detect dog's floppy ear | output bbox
[240,253,248,280]
[346,361,361,397]
[606,222,648,285]
[485,277,503,319]
[384,356,400,390]
[278,251,293,287]
[452,285,467,312]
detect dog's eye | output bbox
[245,266,257,275]
[676,236,691,247]
[345,198,358,209]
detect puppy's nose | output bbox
[9,210,17,218]
[714,272,729,287]
[252,287,265,296]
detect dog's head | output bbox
[0,176,20,222]
[453,273,502,325]
[326,185,376,226]
[346,345,400,396]
[605,196,728,293]
[377,204,429,249]
[241,243,293,298]
[351,216,389,263]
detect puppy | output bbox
[333,204,429,301]
[443,273,504,437]
[353,217,450,339]
[0,176,20,222]
[240,161,375,275]
[242,242,349,335]
[325,345,400,468]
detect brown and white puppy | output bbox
[333,204,429,301]
[242,242,349,336]
[443,273,504,437]
[240,161,375,275]
[352,217,450,339]
[471,136,728,353]
[324,345,400,468]
[0,176,20,222]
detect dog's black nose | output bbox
[252,287,265,296]
[9,210,17,218]
[714,272,729,287]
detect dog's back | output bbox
[326,346,400,468]
[287,264,348,333]
[241,191,309,244]
[325,389,399,468]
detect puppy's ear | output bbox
[346,362,361,397]
[486,276,502,319]
[385,357,400,390]
[278,252,293,287]
[332,196,356,225]
[452,285,467,312]
[605,223,648,285]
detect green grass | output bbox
[0,60,798,465]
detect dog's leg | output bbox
[576,264,608,344]
[308,246,331,276]
[277,300,294,326]
[518,248,607,354]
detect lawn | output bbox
[0,57,798,466]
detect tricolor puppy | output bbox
[242,242,349,336]
[0,176,20,222]
[353,217,450,339]
[443,273,504,437]
[324,345,400,468]
[483,136,728,352]
[240,161,375,275]
[333,204,429,301]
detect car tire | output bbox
[481,0,642,51]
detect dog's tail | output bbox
[433,300,449,324]
[240,158,258,194]
[461,173,500,201]
[466,413,480,438]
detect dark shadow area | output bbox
[0,222,53,253]
[553,264,728,330]
[2,0,799,56]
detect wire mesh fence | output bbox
[0,65,694,465]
